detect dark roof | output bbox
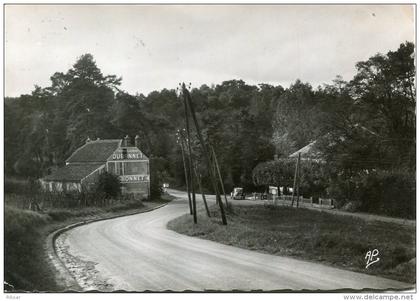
[66,139,121,163]
[43,163,104,182]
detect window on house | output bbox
[116,162,123,175]
[124,162,147,175]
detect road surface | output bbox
[56,189,412,292]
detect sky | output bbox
[5,4,415,97]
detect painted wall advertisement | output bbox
[119,174,150,183]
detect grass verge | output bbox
[167,204,415,284]
[4,193,174,292]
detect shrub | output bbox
[5,178,41,195]
[252,159,296,188]
[4,206,55,291]
[252,159,328,198]
[94,172,122,199]
[330,170,415,219]
[149,157,163,199]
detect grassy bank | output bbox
[167,204,415,284]
[5,193,174,292]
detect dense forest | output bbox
[5,42,415,217]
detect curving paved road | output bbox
[57,189,412,292]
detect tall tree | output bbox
[349,41,415,169]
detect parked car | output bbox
[231,187,246,200]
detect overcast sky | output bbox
[5,4,415,97]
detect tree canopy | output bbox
[5,42,415,216]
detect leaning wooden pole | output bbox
[183,84,227,225]
[211,146,229,207]
[211,155,218,204]
[182,94,197,223]
[179,135,193,214]
[290,155,299,207]
[296,152,301,208]
[194,165,211,217]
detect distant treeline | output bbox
[5,42,415,216]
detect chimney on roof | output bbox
[124,135,130,147]
[135,135,141,149]
[86,137,91,143]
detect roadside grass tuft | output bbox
[168,205,415,284]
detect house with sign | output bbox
[40,135,150,198]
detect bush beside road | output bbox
[167,204,415,284]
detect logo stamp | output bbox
[365,249,380,269]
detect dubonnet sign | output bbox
[119,175,150,183]
[112,153,143,160]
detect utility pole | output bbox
[211,155,218,203]
[194,165,211,217]
[177,130,192,215]
[291,154,299,207]
[182,90,197,224]
[296,152,301,208]
[211,146,229,207]
[182,83,227,225]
